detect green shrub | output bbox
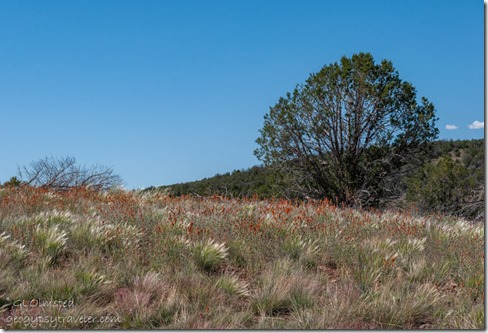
[2,176,22,187]
[406,157,481,218]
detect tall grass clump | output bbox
[0,231,29,266]
[32,224,68,265]
[215,274,250,297]
[252,259,322,317]
[114,272,182,328]
[191,239,228,272]
[282,235,320,269]
[69,217,142,256]
[359,281,444,329]
[69,217,112,251]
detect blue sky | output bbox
[0,0,484,188]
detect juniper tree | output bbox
[255,52,438,207]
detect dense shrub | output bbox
[406,156,483,219]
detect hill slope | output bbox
[0,187,484,329]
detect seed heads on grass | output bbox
[282,236,320,271]
[192,239,228,272]
[0,231,29,264]
[75,268,110,295]
[360,282,443,328]
[252,261,320,317]
[406,257,428,282]
[215,274,250,297]
[0,186,484,329]
[35,210,75,227]
[69,217,112,250]
[117,272,183,328]
[70,218,142,254]
[133,272,171,299]
[33,224,68,265]
[102,223,142,250]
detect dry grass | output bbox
[0,186,484,329]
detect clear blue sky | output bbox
[0,0,484,188]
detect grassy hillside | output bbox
[0,187,484,329]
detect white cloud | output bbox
[445,124,458,130]
[468,120,484,129]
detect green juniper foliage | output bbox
[255,52,438,207]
